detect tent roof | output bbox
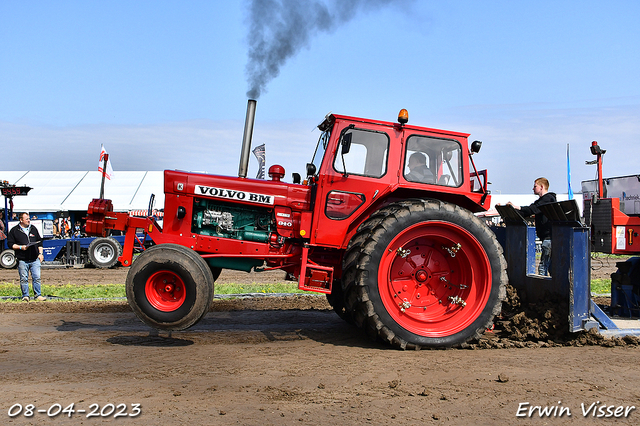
[1,171,164,212]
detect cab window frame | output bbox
[332,127,390,179]
[403,134,464,188]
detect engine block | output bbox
[192,199,273,243]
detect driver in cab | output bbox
[405,152,435,184]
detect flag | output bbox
[567,143,573,200]
[252,144,266,179]
[98,144,114,180]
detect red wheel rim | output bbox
[145,270,186,312]
[377,221,492,337]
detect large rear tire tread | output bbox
[344,198,507,349]
[326,279,352,323]
[332,204,404,324]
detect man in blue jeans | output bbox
[7,212,46,301]
[507,178,557,276]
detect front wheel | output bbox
[88,237,122,268]
[126,244,214,330]
[344,199,507,349]
[0,249,16,269]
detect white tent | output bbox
[1,171,165,213]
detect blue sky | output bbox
[1,0,639,195]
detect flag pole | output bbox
[567,143,573,200]
[100,153,108,199]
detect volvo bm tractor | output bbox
[86,100,507,349]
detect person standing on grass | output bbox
[7,212,46,301]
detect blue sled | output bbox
[492,200,640,339]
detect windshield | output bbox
[310,128,331,174]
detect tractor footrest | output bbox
[298,265,333,294]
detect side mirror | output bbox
[341,132,353,155]
[470,140,482,154]
[306,163,317,177]
[292,173,301,184]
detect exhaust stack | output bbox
[238,99,257,178]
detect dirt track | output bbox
[1,263,640,425]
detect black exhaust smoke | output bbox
[244,0,405,99]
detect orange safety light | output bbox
[398,109,408,124]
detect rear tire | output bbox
[126,244,214,330]
[344,199,507,349]
[88,237,122,268]
[326,279,352,323]
[0,249,16,269]
[335,211,389,324]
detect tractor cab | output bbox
[305,109,491,248]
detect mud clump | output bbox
[470,284,640,350]
[500,285,569,343]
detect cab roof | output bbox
[325,113,471,139]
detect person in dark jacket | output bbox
[507,177,557,276]
[7,212,46,301]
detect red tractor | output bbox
[86,101,507,349]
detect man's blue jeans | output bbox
[538,239,552,276]
[17,259,42,298]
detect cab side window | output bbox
[333,128,389,178]
[404,135,462,187]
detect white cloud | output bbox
[0,118,319,183]
[437,102,640,194]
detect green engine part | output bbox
[192,199,272,242]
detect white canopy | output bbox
[1,171,164,213]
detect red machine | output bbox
[86,101,507,349]
[584,141,640,255]
[583,141,640,316]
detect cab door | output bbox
[311,121,399,247]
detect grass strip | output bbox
[0,283,125,299]
[591,253,630,259]
[590,278,611,295]
[0,282,305,300]
[0,279,612,299]
[218,282,305,295]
